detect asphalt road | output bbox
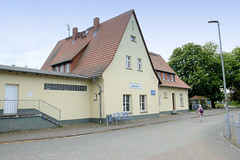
[1,112,240,160]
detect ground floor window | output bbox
[158,95,161,106]
[140,95,146,112]
[164,92,168,99]
[123,94,131,112]
[180,93,184,106]
[44,83,87,91]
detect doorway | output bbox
[4,84,18,115]
[172,93,176,110]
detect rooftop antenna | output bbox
[66,24,70,37]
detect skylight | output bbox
[72,39,75,44]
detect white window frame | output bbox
[167,74,170,81]
[158,95,161,106]
[93,93,98,101]
[171,74,174,82]
[126,55,131,69]
[180,93,184,107]
[164,92,168,99]
[140,95,146,112]
[163,73,166,80]
[137,58,142,71]
[123,94,131,112]
[60,65,64,72]
[54,66,59,72]
[65,63,70,73]
[158,72,161,79]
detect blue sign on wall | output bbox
[151,90,156,96]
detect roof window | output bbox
[92,31,97,37]
[72,39,76,44]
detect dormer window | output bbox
[158,72,161,80]
[65,63,70,73]
[171,74,174,82]
[60,65,64,72]
[163,73,165,80]
[167,74,170,81]
[54,66,59,72]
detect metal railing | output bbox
[0,100,61,121]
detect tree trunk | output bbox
[211,100,215,108]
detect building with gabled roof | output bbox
[149,52,191,114]
[42,10,138,78]
[0,10,190,132]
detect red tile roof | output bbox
[190,96,209,100]
[149,52,175,74]
[149,52,191,89]
[41,10,134,78]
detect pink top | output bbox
[196,107,204,115]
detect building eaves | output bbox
[0,64,88,79]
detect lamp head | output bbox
[208,20,219,24]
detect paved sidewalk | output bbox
[0,109,230,143]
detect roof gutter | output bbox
[93,77,102,124]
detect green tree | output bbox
[168,42,223,107]
[229,47,240,103]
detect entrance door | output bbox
[172,93,176,110]
[4,85,18,115]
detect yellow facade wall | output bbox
[90,77,105,119]
[158,86,189,113]
[0,71,91,120]
[102,14,159,116]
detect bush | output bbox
[230,100,240,106]
[215,103,224,109]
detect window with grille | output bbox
[140,95,146,112]
[180,93,184,106]
[44,83,87,91]
[123,94,131,112]
[137,58,142,71]
[126,56,131,69]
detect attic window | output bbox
[92,31,97,37]
[60,65,64,72]
[54,66,59,72]
[171,74,174,82]
[131,35,136,42]
[158,72,161,80]
[132,21,134,30]
[65,63,70,73]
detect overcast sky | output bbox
[0,0,240,69]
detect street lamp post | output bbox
[208,20,231,139]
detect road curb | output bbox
[219,131,240,152]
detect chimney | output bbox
[72,27,78,39]
[94,17,100,31]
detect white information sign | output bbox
[129,83,142,89]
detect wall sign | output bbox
[129,83,142,89]
[151,90,156,95]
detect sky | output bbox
[0,0,240,69]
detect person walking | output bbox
[196,105,204,122]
